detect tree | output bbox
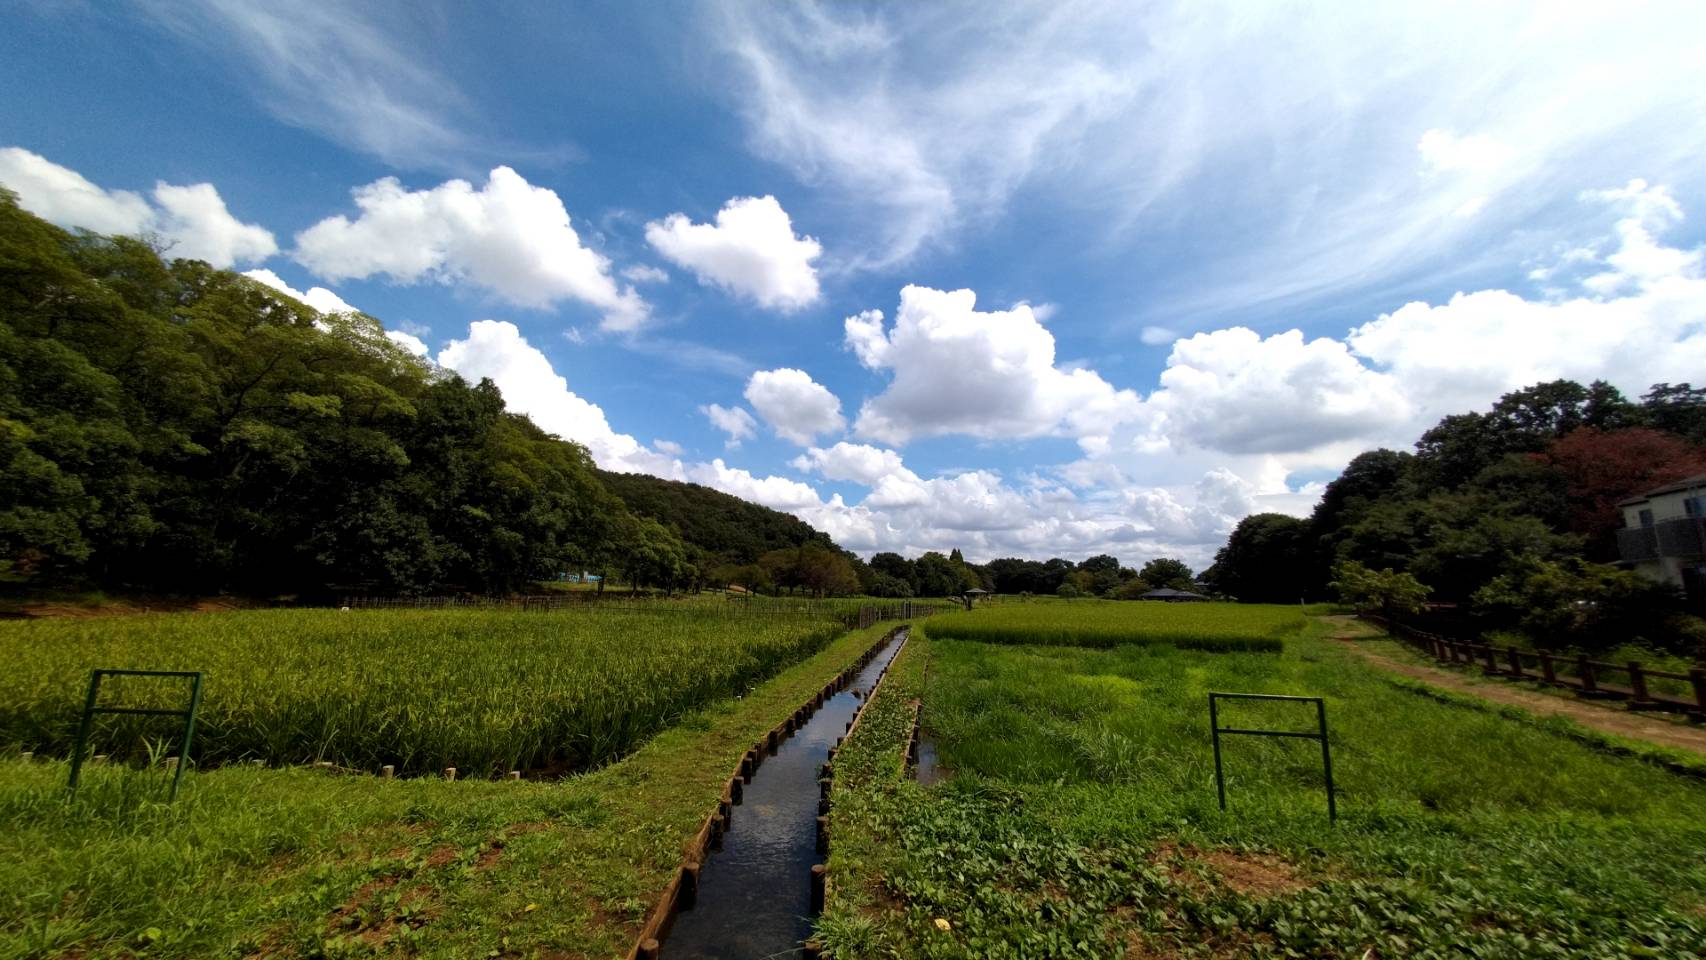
[1078,554,1122,595]
[1642,382,1706,443]
[914,551,965,597]
[869,552,918,594]
[1473,557,1683,653]
[1330,561,1430,622]
[1530,427,1706,559]
[1138,557,1193,590]
[1212,514,1309,603]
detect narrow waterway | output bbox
[913,734,946,787]
[661,628,909,959]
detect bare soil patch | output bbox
[1150,841,1309,899]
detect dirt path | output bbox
[1323,617,1706,757]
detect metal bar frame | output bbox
[68,669,204,802]
[1209,692,1335,823]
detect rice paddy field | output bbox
[0,613,905,959]
[924,599,1301,652]
[819,605,1706,959]
[0,605,842,777]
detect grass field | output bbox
[0,606,842,777]
[818,608,1706,959]
[923,600,1302,652]
[0,620,904,959]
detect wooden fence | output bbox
[1360,614,1706,718]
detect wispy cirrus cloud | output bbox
[713,0,1706,327]
[138,0,477,169]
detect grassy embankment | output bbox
[0,609,902,959]
[819,604,1706,959]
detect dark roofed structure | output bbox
[1140,587,1208,602]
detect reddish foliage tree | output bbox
[1531,427,1706,559]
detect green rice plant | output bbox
[0,606,842,777]
[923,600,1300,652]
[819,622,1706,959]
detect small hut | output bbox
[962,587,989,610]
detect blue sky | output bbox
[5,1,1706,567]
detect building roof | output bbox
[1141,587,1207,599]
[1617,472,1706,506]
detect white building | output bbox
[1616,473,1706,600]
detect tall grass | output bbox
[0,606,841,776]
[924,601,1301,652]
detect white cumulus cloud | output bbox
[243,268,359,315]
[701,403,758,448]
[743,368,846,445]
[435,320,681,476]
[0,147,276,267]
[645,195,822,310]
[295,167,648,331]
[791,442,915,486]
[846,286,1141,448]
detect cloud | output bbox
[243,268,359,315]
[646,195,822,309]
[1139,325,1177,346]
[791,442,915,486]
[653,439,685,456]
[0,146,153,234]
[1095,178,1706,464]
[701,403,757,448]
[435,320,681,476]
[716,1,1706,320]
[385,330,430,358]
[1143,327,1413,455]
[846,286,1140,447]
[0,147,276,267]
[622,264,670,284]
[1417,129,1513,174]
[140,1,473,168]
[686,458,824,512]
[743,368,846,445]
[295,167,648,330]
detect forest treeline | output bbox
[1207,379,1706,652]
[0,191,848,598]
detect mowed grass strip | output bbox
[924,600,1301,652]
[814,611,1706,959]
[0,607,840,777]
[0,623,903,960]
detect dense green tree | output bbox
[1330,561,1431,622]
[1211,513,1310,603]
[1473,557,1682,653]
[0,191,704,598]
[1137,557,1193,590]
[1641,382,1706,444]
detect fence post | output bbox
[1628,662,1651,704]
[1481,644,1499,675]
[1539,651,1556,685]
[1690,668,1706,715]
[1506,647,1524,678]
[1577,655,1597,694]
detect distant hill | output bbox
[596,470,841,565]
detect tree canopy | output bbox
[0,192,836,598]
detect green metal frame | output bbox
[1208,692,1335,823]
[68,669,204,802]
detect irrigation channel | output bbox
[656,628,909,959]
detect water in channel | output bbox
[661,628,909,959]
